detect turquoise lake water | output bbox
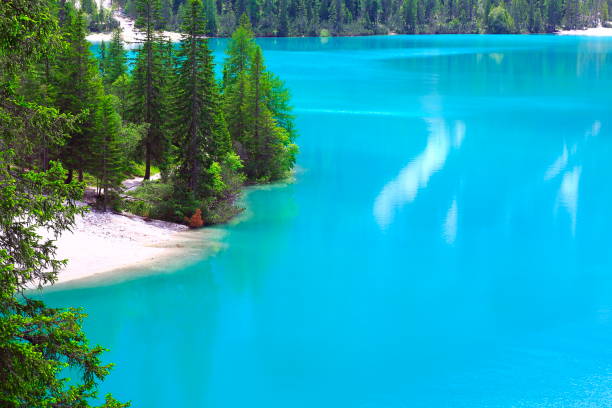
[44,35,612,407]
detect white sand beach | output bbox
[557,24,612,36]
[48,174,224,286]
[85,3,182,44]
[53,210,191,284]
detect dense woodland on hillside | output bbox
[111,0,611,35]
[1,0,296,404]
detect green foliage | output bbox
[52,10,105,179]
[128,161,160,178]
[487,4,515,33]
[278,0,290,36]
[0,153,128,407]
[402,0,418,33]
[91,95,125,210]
[122,180,178,220]
[0,297,129,408]
[0,0,61,72]
[0,154,83,290]
[0,3,128,405]
[222,21,297,182]
[170,0,243,222]
[110,73,132,117]
[128,0,172,180]
[202,0,219,35]
[102,30,128,89]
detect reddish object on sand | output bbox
[185,209,204,228]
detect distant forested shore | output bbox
[79,0,610,36]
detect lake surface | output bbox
[45,35,612,407]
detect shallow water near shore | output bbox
[43,35,612,407]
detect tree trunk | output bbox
[144,145,151,180]
[66,168,73,184]
[58,0,67,26]
[78,169,84,182]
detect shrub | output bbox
[122,199,154,218]
[123,180,176,219]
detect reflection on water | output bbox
[544,144,568,181]
[373,118,464,229]
[453,120,465,148]
[488,53,505,64]
[586,120,601,138]
[545,120,602,235]
[558,165,582,235]
[443,198,458,244]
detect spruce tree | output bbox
[222,14,257,88]
[222,16,297,182]
[203,0,219,35]
[173,0,242,222]
[52,10,104,182]
[110,74,131,118]
[279,0,290,36]
[98,40,107,78]
[244,47,296,180]
[222,14,257,160]
[129,0,169,180]
[92,95,125,211]
[403,0,418,33]
[104,29,127,88]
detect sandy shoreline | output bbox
[557,25,612,36]
[86,8,182,44]
[49,174,225,286]
[50,209,224,286]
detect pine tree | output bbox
[172,0,242,222]
[279,0,290,36]
[564,0,581,29]
[222,14,256,87]
[222,14,257,160]
[203,0,219,35]
[266,73,298,146]
[222,16,297,182]
[110,74,131,117]
[129,0,170,180]
[98,40,107,78]
[92,95,125,210]
[244,47,296,181]
[546,0,563,31]
[329,0,339,32]
[104,29,127,88]
[52,10,104,182]
[403,0,418,32]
